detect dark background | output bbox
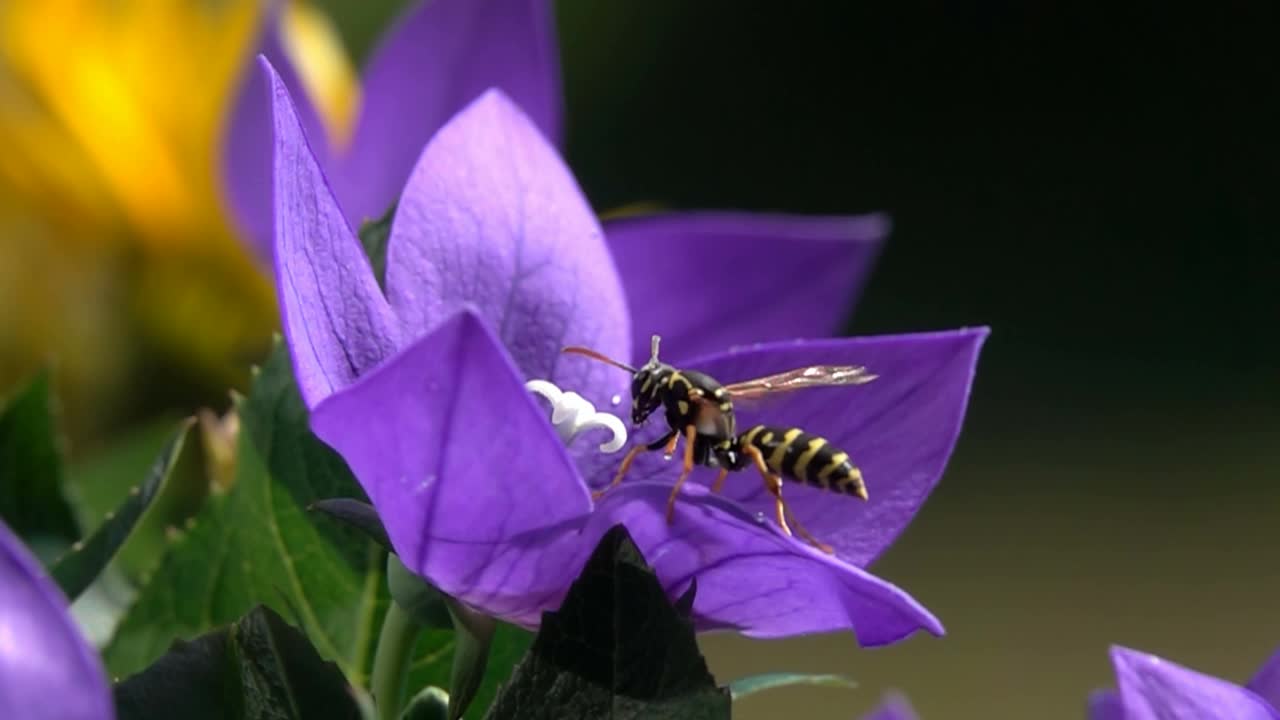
[339,2,1280,717]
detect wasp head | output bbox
[629,334,667,426]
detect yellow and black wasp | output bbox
[562,336,876,554]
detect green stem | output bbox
[372,601,421,720]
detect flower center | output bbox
[525,380,627,453]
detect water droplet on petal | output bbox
[754,512,766,524]
[610,394,622,406]
[662,453,673,461]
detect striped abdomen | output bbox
[738,425,867,499]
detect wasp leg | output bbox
[710,467,730,494]
[664,425,699,523]
[662,430,680,457]
[741,445,791,535]
[742,445,834,555]
[781,504,835,555]
[592,430,677,501]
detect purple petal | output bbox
[384,89,629,410]
[0,521,112,720]
[589,328,987,566]
[581,483,942,644]
[860,692,920,720]
[310,308,592,603]
[1110,646,1280,720]
[264,57,401,408]
[604,211,888,364]
[1087,689,1127,720]
[1248,648,1280,709]
[224,9,333,261]
[336,0,562,226]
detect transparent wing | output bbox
[723,365,877,401]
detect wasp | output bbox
[562,335,876,554]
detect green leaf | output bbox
[483,525,730,720]
[0,371,79,556]
[68,414,185,531]
[358,204,396,291]
[406,624,530,720]
[104,344,385,685]
[400,687,449,720]
[443,599,495,720]
[51,418,201,600]
[727,673,858,701]
[386,555,451,630]
[382,561,532,720]
[113,605,363,720]
[103,344,528,715]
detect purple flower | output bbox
[263,42,984,642]
[226,0,886,362]
[0,520,113,720]
[1088,645,1280,720]
[860,693,919,720]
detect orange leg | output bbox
[663,425,699,522]
[782,504,835,555]
[710,467,730,494]
[592,444,645,501]
[662,431,680,457]
[742,445,834,555]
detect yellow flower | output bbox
[0,0,357,439]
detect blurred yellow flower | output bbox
[0,0,357,440]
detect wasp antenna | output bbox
[561,346,639,374]
[650,335,662,363]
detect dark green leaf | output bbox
[0,371,78,554]
[51,419,200,600]
[114,605,362,720]
[358,204,396,291]
[673,579,697,618]
[727,673,858,701]
[483,525,730,720]
[311,498,392,552]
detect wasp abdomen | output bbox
[738,425,867,499]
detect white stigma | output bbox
[525,380,627,453]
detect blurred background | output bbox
[2,1,1276,717]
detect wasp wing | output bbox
[723,365,877,401]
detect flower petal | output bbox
[1087,689,1126,720]
[264,57,400,408]
[1110,646,1280,720]
[0,521,112,720]
[585,483,942,644]
[603,211,888,364]
[861,692,920,720]
[310,308,592,600]
[1248,648,1280,709]
[336,0,562,226]
[589,328,987,566]
[224,9,333,261]
[385,89,629,409]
